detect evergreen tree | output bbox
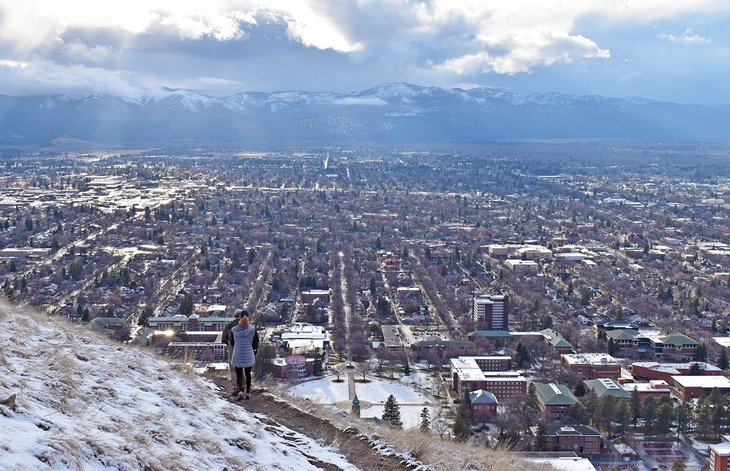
[525,383,540,410]
[671,461,686,471]
[179,292,194,315]
[695,398,712,439]
[676,401,693,438]
[630,389,642,427]
[567,401,588,424]
[718,349,729,370]
[253,343,276,380]
[643,397,657,435]
[583,389,599,421]
[452,414,470,442]
[694,342,708,362]
[138,306,154,326]
[708,388,726,437]
[419,407,431,433]
[382,395,403,428]
[616,399,632,435]
[516,342,532,368]
[594,396,617,432]
[656,403,675,436]
[534,420,547,451]
[688,362,702,375]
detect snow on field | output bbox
[0,303,358,471]
[356,378,430,404]
[287,377,350,403]
[287,375,435,429]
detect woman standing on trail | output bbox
[231,313,259,400]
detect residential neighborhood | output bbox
[1,144,730,470]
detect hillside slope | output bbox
[0,303,358,471]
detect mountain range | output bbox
[1,82,728,146]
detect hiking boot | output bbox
[236,391,245,401]
[230,390,240,398]
[245,393,251,400]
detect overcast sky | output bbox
[1,0,729,104]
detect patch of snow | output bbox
[0,303,357,470]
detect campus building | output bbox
[672,376,730,402]
[450,356,526,403]
[710,443,730,471]
[531,425,603,456]
[472,294,509,330]
[533,382,579,422]
[629,361,722,384]
[561,353,621,379]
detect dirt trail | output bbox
[211,377,415,471]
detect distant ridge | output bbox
[1,82,728,145]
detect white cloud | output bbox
[59,41,112,63]
[0,60,148,98]
[438,30,610,75]
[0,1,729,99]
[660,28,711,45]
[0,59,29,69]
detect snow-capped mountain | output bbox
[0,302,358,470]
[0,82,728,145]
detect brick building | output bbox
[709,443,730,471]
[604,330,698,359]
[629,361,722,384]
[561,353,621,380]
[532,425,603,455]
[672,376,730,402]
[147,313,232,331]
[471,294,509,331]
[533,383,579,422]
[272,355,315,380]
[621,381,672,402]
[469,389,499,423]
[470,356,513,371]
[450,356,526,403]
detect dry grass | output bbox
[275,384,554,471]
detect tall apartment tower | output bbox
[472,294,509,331]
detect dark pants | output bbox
[235,366,252,393]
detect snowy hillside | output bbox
[0,302,358,471]
[1,82,729,145]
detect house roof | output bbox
[583,379,631,399]
[606,329,639,341]
[544,424,602,437]
[659,333,698,347]
[468,330,513,338]
[469,389,498,405]
[533,383,578,406]
[540,329,573,349]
